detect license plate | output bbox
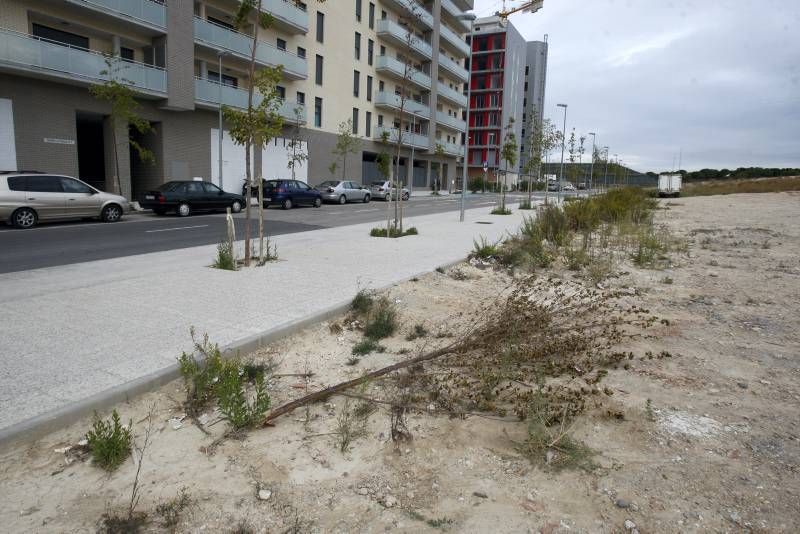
[145,195,154,200]
[264,197,272,202]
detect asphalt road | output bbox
[0,192,544,273]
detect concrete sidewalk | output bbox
[0,204,529,437]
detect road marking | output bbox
[351,208,379,213]
[145,224,209,233]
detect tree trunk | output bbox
[243,0,265,266]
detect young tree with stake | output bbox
[286,106,308,181]
[499,117,518,211]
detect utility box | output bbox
[658,174,682,197]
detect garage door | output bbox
[0,99,18,172]
[210,128,248,194]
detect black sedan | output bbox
[139,181,245,217]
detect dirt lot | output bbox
[1,192,798,533]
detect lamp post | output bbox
[556,103,567,203]
[587,132,596,195]
[217,51,229,189]
[602,146,609,191]
[457,12,477,222]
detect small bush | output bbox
[156,487,192,529]
[536,205,570,246]
[213,241,236,270]
[661,276,674,284]
[363,297,398,340]
[406,323,428,341]
[86,410,132,471]
[351,289,374,315]
[519,199,534,210]
[632,229,665,267]
[351,338,384,355]
[564,198,600,232]
[563,245,590,271]
[468,176,485,192]
[255,236,279,266]
[471,236,500,259]
[491,206,512,215]
[370,226,419,238]
[178,331,229,414]
[335,397,373,453]
[217,364,271,430]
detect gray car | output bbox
[370,180,410,201]
[0,172,130,229]
[316,180,371,204]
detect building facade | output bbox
[464,15,546,186]
[0,0,472,198]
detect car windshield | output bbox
[156,181,183,192]
[371,181,387,187]
[318,181,339,188]
[263,181,280,189]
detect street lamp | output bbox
[556,103,567,203]
[457,12,477,222]
[602,146,609,191]
[587,132,596,194]
[217,51,229,189]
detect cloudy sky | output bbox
[471,0,800,171]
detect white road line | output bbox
[351,209,380,213]
[145,224,209,233]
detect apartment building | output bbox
[465,15,547,185]
[0,0,472,198]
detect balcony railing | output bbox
[440,0,470,31]
[262,0,309,34]
[439,24,469,57]
[194,18,307,79]
[374,91,430,118]
[194,77,306,123]
[437,82,467,107]
[375,55,431,89]
[0,27,166,93]
[381,0,434,28]
[374,126,430,150]
[438,53,468,82]
[437,111,466,132]
[376,19,432,60]
[435,140,464,157]
[65,0,166,29]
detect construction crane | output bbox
[497,0,544,19]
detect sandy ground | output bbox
[1,192,798,533]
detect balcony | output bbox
[194,77,306,123]
[65,0,166,30]
[439,24,469,57]
[376,19,432,60]
[435,140,464,157]
[375,55,431,90]
[374,91,430,119]
[437,111,466,132]
[381,0,434,28]
[374,126,430,150]
[262,0,309,34]
[441,0,470,32]
[437,82,467,107]
[438,54,468,83]
[193,18,307,79]
[0,27,166,95]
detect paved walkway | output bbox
[0,204,530,433]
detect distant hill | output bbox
[644,167,800,182]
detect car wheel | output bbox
[282,198,293,210]
[313,197,322,208]
[177,202,191,217]
[11,207,37,229]
[363,194,370,203]
[402,192,410,201]
[338,195,347,205]
[231,200,243,213]
[101,204,122,222]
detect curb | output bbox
[0,258,468,449]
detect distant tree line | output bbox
[644,167,800,182]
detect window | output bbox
[207,16,234,30]
[208,71,238,87]
[276,86,286,99]
[367,39,374,65]
[369,2,375,28]
[353,70,360,97]
[366,75,373,101]
[524,81,528,91]
[7,176,27,191]
[297,46,306,58]
[316,12,324,43]
[377,114,383,126]
[296,91,305,105]
[31,23,88,49]
[354,32,361,60]
[201,182,223,194]
[315,54,323,85]
[378,80,384,91]
[355,0,362,21]
[380,45,386,56]
[186,182,204,194]
[381,10,387,19]
[277,38,286,51]
[60,177,93,194]
[120,47,134,62]
[525,65,529,76]
[365,111,372,137]
[314,97,322,127]
[352,108,359,134]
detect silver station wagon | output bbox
[0,171,130,229]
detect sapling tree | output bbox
[332,119,361,181]
[578,135,586,185]
[434,143,446,193]
[286,106,308,181]
[499,117,518,211]
[567,129,579,185]
[223,1,284,266]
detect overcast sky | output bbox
[471,0,800,171]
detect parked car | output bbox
[370,180,410,201]
[577,181,587,190]
[562,182,576,192]
[260,179,322,209]
[316,180,371,204]
[241,178,272,198]
[547,181,560,192]
[139,180,244,217]
[0,171,129,229]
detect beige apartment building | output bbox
[0,0,472,198]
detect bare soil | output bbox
[1,192,798,533]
